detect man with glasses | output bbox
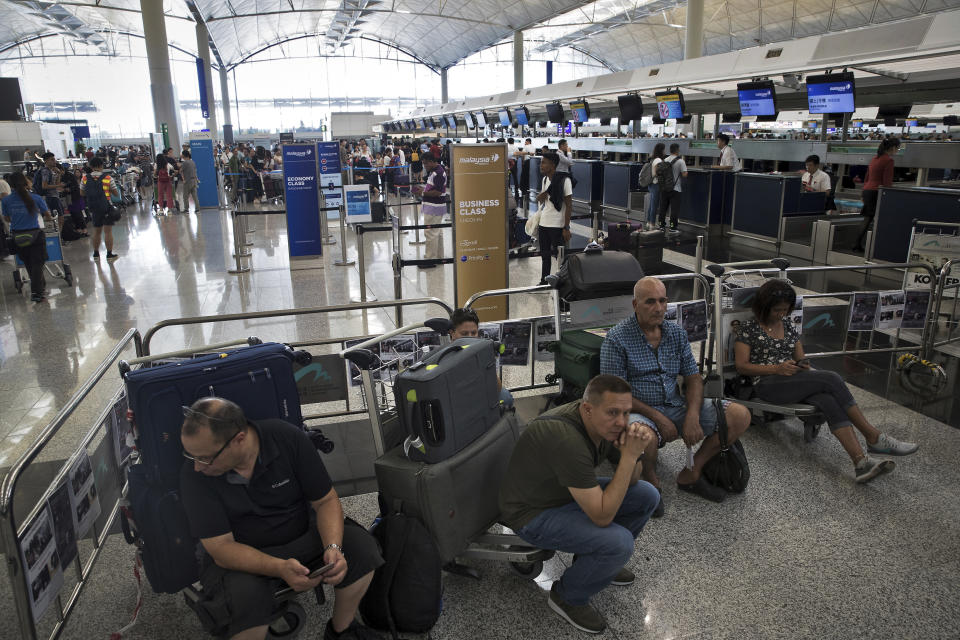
[179,397,384,640]
[599,277,752,514]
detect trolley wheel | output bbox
[802,420,822,443]
[13,271,23,293]
[509,560,543,578]
[545,374,558,385]
[267,602,305,639]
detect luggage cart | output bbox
[342,319,555,579]
[12,217,73,293]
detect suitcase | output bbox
[123,342,306,487]
[371,200,387,223]
[606,221,642,252]
[556,244,645,301]
[629,229,666,275]
[393,337,501,463]
[552,329,604,397]
[373,414,522,562]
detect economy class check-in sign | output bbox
[451,143,509,321]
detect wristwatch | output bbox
[324,543,344,556]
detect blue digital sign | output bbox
[570,100,590,123]
[498,109,511,126]
[737,83,777,117]
[513,107,529,125]
[655,91,685,119]
[806,73,856,114]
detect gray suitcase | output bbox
[373,414,521,563]
[394,337,501,463]
[630,229,666,275]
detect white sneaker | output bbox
[867,433,919,456]
[855,455,895,484]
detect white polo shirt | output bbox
[539,175,573,228]
[801,169,831,193]
[719,145,741,172]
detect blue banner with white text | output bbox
[317,141,343,216]
[283,144,322,258]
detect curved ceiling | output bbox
[1,0,958,73]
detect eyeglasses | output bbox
[181,406,242,465]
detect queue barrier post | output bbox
[228,210,251,274]
[320,194,336,246]
[350,224,378,304]
[334,204,355,267]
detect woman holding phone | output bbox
[733,279,917,483]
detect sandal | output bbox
[677,475,727,503]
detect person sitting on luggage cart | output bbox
[499,374,660,634]
[600,277,752,513]
[448,307,514,408]
[179,397,385,640]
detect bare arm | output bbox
[734,341,799,376]
[201,532,287,578]
[311,488,347,585]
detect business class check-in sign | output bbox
[451,144,509,321]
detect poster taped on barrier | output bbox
[902,290,930,329]
[849,292,879,331]
[112,393,133,468]
[790,296,804,335]
[876,290,906,330]
[478,323,502,342]
[294,354,348,405]
[534,318,557,361]
[48,483,78,568]
[678,301,708,343]
[19,505,64,621]
[68,453,101,538]
[500,321,531,367]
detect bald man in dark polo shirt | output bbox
[180,397,384,640]
[499,375,659,634]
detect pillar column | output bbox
[440,67,448,104]
[195,21,218,136]
[219,66,234,144]
[684,0,704,59]
[513,31,524,91]
[141,0,182,152]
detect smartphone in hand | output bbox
[274,561,336,597]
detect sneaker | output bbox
[30,292,45,302]
[855,455,895,484]
[867,433,919,456]
[106,252,119,261]
[92,251,100,260]
[610,566,635,586]
[547,584,606,634]
[323,619,384,640]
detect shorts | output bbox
[629,398,730,448]
[197,518,383,636]
[90,207,114,228]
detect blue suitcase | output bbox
[123,342,306,487]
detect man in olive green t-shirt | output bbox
[499,374,659,634]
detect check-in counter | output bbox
[870,185,960,263]
[677,168,725,230]
[571,159,604,205]
[602,161,641,214]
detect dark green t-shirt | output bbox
[498,401,608,530]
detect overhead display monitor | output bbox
[498,109,511,126]
[905,119,919,127]
[444,114,457,128]
[721,113,742,123]
[474,111,488,127]
[652,116,666,125]
[654,90,686,119]
[877,104,912,119]
[569,100,590,123]
[462,112,475,128]
[599,117,611,126]
[617,94,643,121]
[545,102,564,123]
[805,72,856,114]
[513,106,530,126]
[737,81,777,118]
[851,119,863,128]
[944,115,959,126]
[675,115,693,124]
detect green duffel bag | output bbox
[550,329,606,397]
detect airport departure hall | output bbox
[1,1,960,639]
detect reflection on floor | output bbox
[0,200,958,639]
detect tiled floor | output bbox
[1,198,958,639]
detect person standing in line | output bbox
[2,172,53,301]
[414,153,447,268]
[155,154,174,214]
[180,150,200,213]
[39,152,66,220]
[646,142,666,229]
[657,143,688,232]
[853,138,900,253]
[81,158,120,261]
[165,148,182,211]
[137,153,154,204]
[715,133,741,171]
[556,139,574,174]
[535,152,572,286]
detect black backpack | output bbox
[85,174,110,214]
[655,156,678,192]
[359,511,442,637]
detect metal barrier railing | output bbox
[0,328,143,640]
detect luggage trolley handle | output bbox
[118,337,263,374]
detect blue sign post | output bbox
[282,144,324,266]
[316,141,343,217]
[189,132,218,209]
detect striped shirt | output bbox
[600,314,698,408]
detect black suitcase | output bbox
[123,342,307,487]
[630,229,666,275]
[606,221,641,252]
[394,337,501,463]
[371,200,387,223]
[373,414,521,562]
[556,245,645,301]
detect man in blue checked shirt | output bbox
[600,277,751,514]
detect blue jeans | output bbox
[516,478,659,605]
[498,386,514,409]
[646,183,660,224]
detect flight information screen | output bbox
[737,82,777,117]
[806,73,856,114]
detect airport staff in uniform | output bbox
[801,154,831,193]
[179,397,384,640]
[716,133,741,171]
[499,374,660,634]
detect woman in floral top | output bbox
[734,279,917,484]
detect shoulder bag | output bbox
[701,398,750,493]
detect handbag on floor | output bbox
[702,398,750,493]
